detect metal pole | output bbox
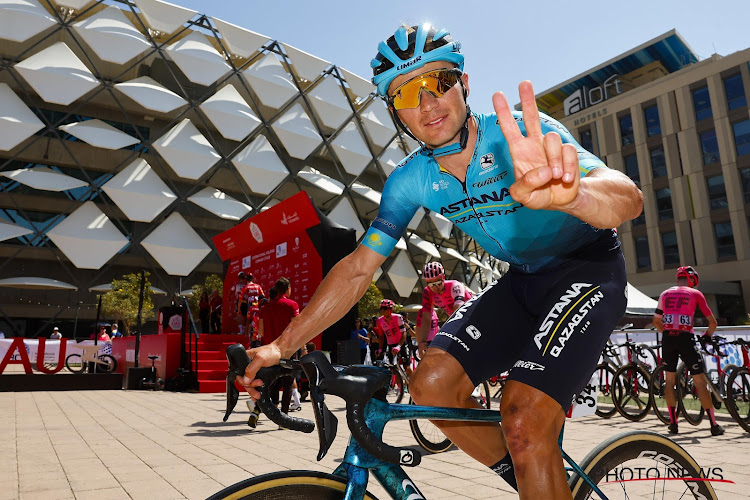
[134,270,146,368]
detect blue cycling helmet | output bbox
[371,23,464,97]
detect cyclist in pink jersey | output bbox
[416,261,473,356]
[375,299,405,362]
[653,265,722,436]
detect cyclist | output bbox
[653,265,723,436]
[239,23,642,498]
[416,261,472,357]
[233,272,248,335]
[374,299,406,364]
[240,274,265,347]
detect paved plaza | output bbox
[2,388,749,499]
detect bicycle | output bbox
[611,335,659,421]
[213,343,718,500]
[725,337,750,433]
[65,343,117,374]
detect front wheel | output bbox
[65,354,85,373]
[569,430,718,499]
[594,363,617,418]
[612,364,651,421]
[207,471,379,499]
[385,368,404,404]
[726,366,750,433]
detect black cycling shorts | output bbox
[662,331,704,374]
[430,235,627,411]
[239,302,248,317]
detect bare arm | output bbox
[705,316,718,336]
[652,316,664,334]
[561,167,643,229]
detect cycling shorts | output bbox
[430,235,627,410]
[239,302,248,317]
[662,331,704,374]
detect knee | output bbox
[501,399,562,463]
[409,369,445,405]
[409,359,469,407]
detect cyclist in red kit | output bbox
[653,265,722,436]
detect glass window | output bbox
[579,128,593,152]
[619,115,634,146]
[713,222,736,258]
[644,105,661,137]
[650,146,667,178]
[724,73,747,110]
[624,153,640,184]
[707,175,728,210]
[699,129,720,165]
[662,231,680,266]
[692,86,712,121]
[635,236,651,269]
[655,188,673,221]
[742,168,750,204]
[632,211,646,226]
[732,119,750,157]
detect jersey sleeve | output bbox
[654,291,666,316]
[512,111,607,175]
[451,282,468,306]
[695,292,713,319]
[361,167,421,257]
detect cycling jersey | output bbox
[362,111,609,273]
[416,279,472,327]
[655,286,713,334]
[375,314,406,346]
[241,283,265,313]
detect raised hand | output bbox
[492,81,580,211]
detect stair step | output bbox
[198,379,226,393]
[196,350,226,360]
[197,359,228,370]
[197,369,227,380]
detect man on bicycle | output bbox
[653,265,723,436]
[374,299,406,363]
[239,23,642,498]
[416,261,472,356]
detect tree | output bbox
[357,282,384,320]
[100,272,155,335]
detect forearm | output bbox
[563,168,643,229]
[274,246,384,357]
[653,317,664,333]
[706,316,717,335]
[415,322,429,344]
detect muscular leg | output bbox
[410,349,507,465]
[691,373,714,410]
[664,371,677,407]
[501,381,570,499]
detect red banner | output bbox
[212,191,320,262]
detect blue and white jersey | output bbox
[362,111,615,273]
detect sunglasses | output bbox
[388,68,463,110]
[427,279,444,288]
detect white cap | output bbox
[53,327,59,331]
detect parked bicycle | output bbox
[65,344,117,374]
[611,336,660,421]
[215,344,718,500]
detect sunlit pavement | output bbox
[1,390,748,499]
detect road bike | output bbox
[64,345,117,374]
[725,337,750,432]
[212,344,718,500]
[611,335,660,421]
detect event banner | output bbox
[0,338,111,375]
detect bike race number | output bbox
[567,371,599,418]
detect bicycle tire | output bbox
[636,343,659,372]
[385,369,404,404]
[96,354,117,374]
[65,354,85,373]
[676,363,704,426]
[408,397,454,454]
[206,470,379,500]
[569,430,717,499]
[726,366,750,433]
[612,364,651,421]
[648,364,673,425]
[594,363,617,418]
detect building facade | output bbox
[0,0,502,337]
[536,30,750,323]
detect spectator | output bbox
[199,291,210,333]
[111,324,122,338]
[50,327,62,340]
[250,277,299,429]
[350,317,369,363]
[97,326,110,343]
[209,289,222,334]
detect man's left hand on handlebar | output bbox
[236,343,283,400]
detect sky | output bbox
[176,0,750,114]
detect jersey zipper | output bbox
[438,168,518,265]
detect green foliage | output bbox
[100,272,154,334]
[358,282,384,319]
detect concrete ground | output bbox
[1,389,748,499]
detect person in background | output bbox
[350,317,369,363]
[50,327,62,340]
[653,265,723,436]
[97,326,111,343]
[210,288,222,334]
[199,291,210,334]
[368,315,385,362]
[234,272,248,335]
[111,324,122,338]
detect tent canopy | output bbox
[626,282,659,316]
